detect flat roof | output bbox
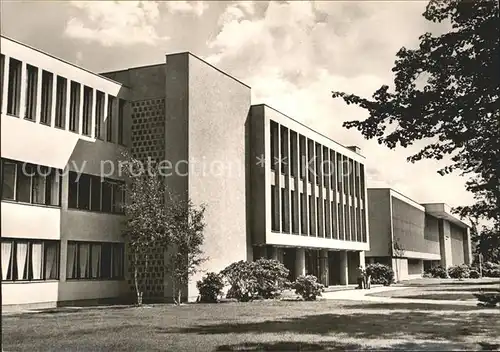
[253,103,366,158]
[1,35,127,88]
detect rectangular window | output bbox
[299,136,306,179]
[68,171,124,214]
[308,195,314,236]
[280,126,288,174]
[316,197,322,237]
[338,203,344,240]
[24,64,38,121]
[118,99,125,145]
[1,238,60,282]
[55,76,67,129]
[331,201,337,239]
[361,208,367,242]
[344,204,350,241]
[315,143,321,184]
[40,71,53,125]
[66,241,124,280]
[95,91,105,139]
[2,160,16,200]
[69,81,80,133]
[90,175,101,211]
[330,150,335,190]
[307,139,315,183]
[281,188,288,233]
[270,121,278,171]
[290,131,297,177]
[291,190,298,234]
[360,165,366,200]
[7,58,22,116]
[0,54,4,113]
[337,154,342,191]
[78,173,91,210]
[324,199,330,238]
[271,185,279,231]
[323,147,329,187]
[2,159,61,206]
[82,86,92,136]
[300,193,307,235]
[106,95,115,142]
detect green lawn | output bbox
[2,299,500,351]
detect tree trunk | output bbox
[134,253,143,306]
[177,288,182,306]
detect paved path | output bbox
[321,286,478,306]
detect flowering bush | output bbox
[196,272,225,303]
[365,263,394,286]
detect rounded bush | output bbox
[292,275,325,301]
[469,269,480,279]
[196,272,225,303]
[220,259,290,302]
[448,264,470,279]
[365,263,394,286]
[425,265,448,278]
[483,262,500,278]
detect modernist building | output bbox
[366,188,472,281]
[1,35,368,308]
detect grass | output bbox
[369,278,500,302]
[2,299,500,351]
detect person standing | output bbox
[364,268,371,289]
[357,265,365,289]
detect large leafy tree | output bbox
[332,0,499,226]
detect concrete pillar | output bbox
[339,250,348,285]
[359,251,366,268]
[319,249,329,287]
[439,219,453,268]
[269,246,279,261]
[464,227,472,265]
[295,248,306,277]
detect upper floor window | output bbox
[1,238,60,282]
[95,91,105,139]
[55,76,67,129]
[68,171,125,214]
[106,95,115,142]
[0,55,4,113]
[7,58,22,117]
[24,64,38,121]
[118,99,125,145]
[82,86,93,136]
[69,81,80,133]
[40,71,53,125]
[1,158,61,206]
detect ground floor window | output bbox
[66,241,124,280]
[1,238,59,281]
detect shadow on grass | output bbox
[347,302,481,311]
[158,308,497,342]
[401,280,500,287]
[216,340,488,351]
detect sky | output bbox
[0,0,473,209]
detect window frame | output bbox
[66,240,125,281]
[1,238,60,282]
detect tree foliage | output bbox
[120,153,171,305]
[166,194,207,305]
[332,0,500,225]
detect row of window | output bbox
[0,55,125,144]
[270,121,365,199]
[68,171,125,214]
[1,159,62,206]
[271,185,367,242]
[1,239,125,282]
[1,159,126,214]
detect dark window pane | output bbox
[44,241,59,280]
[46,169,61,206]
[101,243,112,278]
[78,174,91,210]
[2,161,16,200]
[112,244,124,278]
[16,164,32,203]
[66,242,78,279]
[32,167,47,205]
[102,181,112,212]
[68,172,78,209]
[90,176,101,211]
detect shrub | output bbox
[448,264,470,279]
[474,289,500,308]
[252,258,290,299]
[483,262,500,278]
[425,265,448,278]
[196,272,224,303]
[292,275,324,301]
[365,263,394,286]
[469,269,481,279]
[220,259,290,302]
